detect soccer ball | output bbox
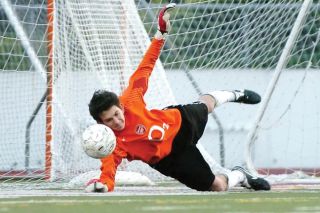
[82,124,116,159]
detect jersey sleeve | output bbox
[99,145,126,192]
[120,39,164,104]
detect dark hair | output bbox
[89,90,120,122]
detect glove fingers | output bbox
[85,183,96,192]
[163,3,176,19]
[94,182,107,192]
[85,181,108,193]
[165,3,176,11]
[156,3,176,37]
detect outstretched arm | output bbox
[85,146,126,193]
[125,39,164,97]
[121,3,176,101]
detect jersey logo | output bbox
[135,124,146,135]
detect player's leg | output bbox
[151,145,218,191]
[232,166,271,190]
[212,166,271,191]
[211,170,247,191]
[210,174,228,191]
[199,89,261,113]
[151,145,250,192]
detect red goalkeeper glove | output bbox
[155,3,176,39]
[85,179,108,193]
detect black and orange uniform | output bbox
[99,39,214,192]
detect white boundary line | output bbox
[0,186,213,198]
[0,185,319,199]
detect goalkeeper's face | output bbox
[99,105,125,131]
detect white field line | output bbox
[294,206,320,212]
[1,196,320,206]
[140,205,223,211]
[0,185,319,199]
[0,199,113,205]
[0,186,221,198]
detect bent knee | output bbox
[198,94,216,113]
[210,175,228,192]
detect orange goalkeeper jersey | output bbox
[99,39,182,191]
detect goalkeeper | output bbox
[86,3,270,193]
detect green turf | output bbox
[1,191,320,213]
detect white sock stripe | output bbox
[227,170,246,189]
[208,90,237,107]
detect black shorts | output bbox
[150,102,215,191]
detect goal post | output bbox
[245,0,313,175]
[45,0,54,181]
[1,0,320,191]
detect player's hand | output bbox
[158,3,176,34]
[85,179,108,193]
[155,3,176,39]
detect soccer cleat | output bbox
[232,166,271,191]
[158,3,176,34]
[232,89,261,104]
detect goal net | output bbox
[0,0,319,190]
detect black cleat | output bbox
[232,166,271,191]
[232,89,261,104]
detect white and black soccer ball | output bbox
[82,124,116,159]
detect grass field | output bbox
[1,188,320,213]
